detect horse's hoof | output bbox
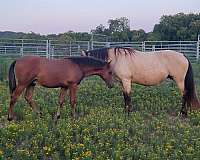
[124,105,136,113]
[52,112,60,122]
[179,111,188,118]
[56,115,60,119]
[7,115,13,121]
[53,117,58,125]
[70,112,77,119]
[128,107,136,113]
[180,114,187,119]
[39,112,43,118]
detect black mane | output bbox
[66,56,107,68]
[114,47,135,56]
[85,47,135,61]
[85,48,109,61]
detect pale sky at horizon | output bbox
[0,0,200,35]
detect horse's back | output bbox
[14,56,83,87]
[135,50,188,73]
[37,58,83,87]
[111,50,189,85]
[139,50,189,83]
[156,50,187,64]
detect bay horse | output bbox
[82,47,200,116]
[8,56,113,121]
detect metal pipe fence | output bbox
[0,38,200,63]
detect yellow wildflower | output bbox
[0,149,3,156]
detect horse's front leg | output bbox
[121,79,133,114]
[25,84,42,116]
[69,84,78,118]
[54,87,68,121]
[123,92,132,112]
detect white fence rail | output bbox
[0,38,199,63]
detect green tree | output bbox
[130,29,146,41]
[152,13,200,40]
[108,17,130,33]
[91,17,147,42]
[92,24,107,34]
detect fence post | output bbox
[152,45,155,51]
[78,45,80,55]
[21,39,24,56]
[91,33,94,50]
[51,46,54,58]
[48,40,51,58]
[197,35,200,62]
[142,41,146,52]
[106,42,110,47]
[46,40,49,58]
[69,41,72,56]
[87,41,90,51]
[179,41,182,52]
[91,41,94,50]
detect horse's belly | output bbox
[38,79,68,88]
[132,71,168,86]
[37,73,69,88]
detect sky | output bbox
[0,0,200,35]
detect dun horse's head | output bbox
[100,60,114,88]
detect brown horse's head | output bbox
[100,61,114,88]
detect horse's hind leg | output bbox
[181,95,188,117]
[121,79,133,113]
[176,80,187,117]
[54,87,68,120]
[8,85,26,121]
[69,84,78,118]
[24,83,41,116]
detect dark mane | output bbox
[85,47,109,61]
[85,47,135,61]
[66,56,107,68]
[114,47,135,56]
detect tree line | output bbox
[0,13,199,42]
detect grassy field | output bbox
[0,60,200,159]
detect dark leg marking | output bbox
[180,94,188,117]
[123,92,133,113]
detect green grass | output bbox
[0,62,200,159]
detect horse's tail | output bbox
[8,60,17,94]
[184,59,200,109]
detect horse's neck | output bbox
[81,66,103,77]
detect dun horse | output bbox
[82,47,200,116]
[8,56,113,121]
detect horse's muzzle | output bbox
[107,83,114,89]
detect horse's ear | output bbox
[81,50,87,56]
[107,58,112,64]
[106,59,112,68]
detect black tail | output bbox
[8,61,17,94]
[184,59,200,109]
